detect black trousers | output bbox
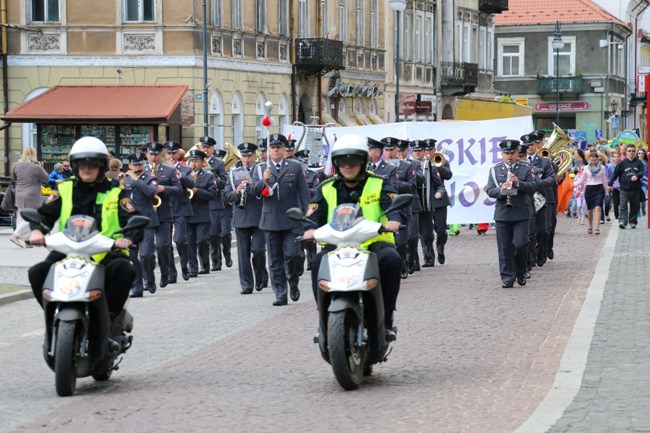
[235,226,267,291]
[432,206,448,248]
[418,210,435,263]
[28,251,135,316]
[310,242,402,319]
[265,228,302,301]
[495,219,529,284]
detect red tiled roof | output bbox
[3,84,189,124]
[495,0,625,26]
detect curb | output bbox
[514,223,619,433]
[0,289,33,306]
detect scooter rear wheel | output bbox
[328,311,365,390]
[54,321,79,397]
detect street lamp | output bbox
[390,0,406,122]
[551,21,564,127]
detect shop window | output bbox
[29,0,59,23]
[124,0,155,23]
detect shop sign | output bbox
[325,79,381,98]
[534,102,590,112]
[399,94,417,114]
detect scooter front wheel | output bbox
[54,321,79,397]
[328,310,365,390]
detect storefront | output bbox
[3,84,188,168]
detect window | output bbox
[256,0,266,33]
[479,27,486,69]
[321,0,329,39]
[209,91,225,148]
[279,0,289,37]
[232,0,242,30]
[415,14,423,62]
[404,12,413,62]
[487,28,494,71]
[370,0,377,48]
[299,0,308,38]
[30,0,59,22]
[425,15,433,63]
[498,38,524,77]
[339,0,347,42]
[124,0,155,22]
[356,0,364,45]
[547,36,575,76]
[212,0,222,26]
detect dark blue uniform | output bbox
[252,158,310,305]
[205,154,228,271]
[187,167,218,275]
[145,162,182,287]
[123,169,158,294]
[225,162,268,293]
[168,161,195,281]
[485,160,537,287]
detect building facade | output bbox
[494,0,634,143]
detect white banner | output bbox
[282,116,534,224]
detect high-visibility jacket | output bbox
[321,176,394,250]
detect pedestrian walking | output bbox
[608,143,645,229]
[9,147,48,248]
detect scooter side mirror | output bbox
[21,208,51,234]
[286,207,308,222]
[114,216,151,235]
[379,194,414,218]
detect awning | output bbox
[336,112,360,127]
[3,84,189,124]
[369,114,385,124]
[355,113,372,126]
[321,112,341,127]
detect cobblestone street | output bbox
[0,215,620,433]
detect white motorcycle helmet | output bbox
[330,135,370,182]
[68,136,110,177]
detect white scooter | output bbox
[21,208,149,397]
[287,194,412,390]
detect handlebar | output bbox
[378,225,406,234]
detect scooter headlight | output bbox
[54,270,91,298]
[331,262,364,289]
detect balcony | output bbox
[440,62,478,96]
[629,92,646,107]
[295,38,344,76]
[479,0,509,14]
[537,76,584,95]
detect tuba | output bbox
[222,143,242,172]
[538,123,573,177]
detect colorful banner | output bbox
[283,116,534,224]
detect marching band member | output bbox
[485,139,537,288]
[164,141,195,282]
[409,140,446,268]
[187,149,218,277]
[425,139,453,265]
[522,133,555,267]
[252,133,310,306]
[144,141,182,289]
[199,136,228,272]
[381,137,417,279]
[224,142,269,294]
[122,152,158,297]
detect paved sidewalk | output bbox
[518,216,650,433]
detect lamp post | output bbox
[551,21,564,127]
[390,0,406,122]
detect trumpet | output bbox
[186,188,194,199]
[539,123,574,177]
[430,152,446,167]
[153,195,161,208]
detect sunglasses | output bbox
[335,156,364,167]
[77,160,101,169]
